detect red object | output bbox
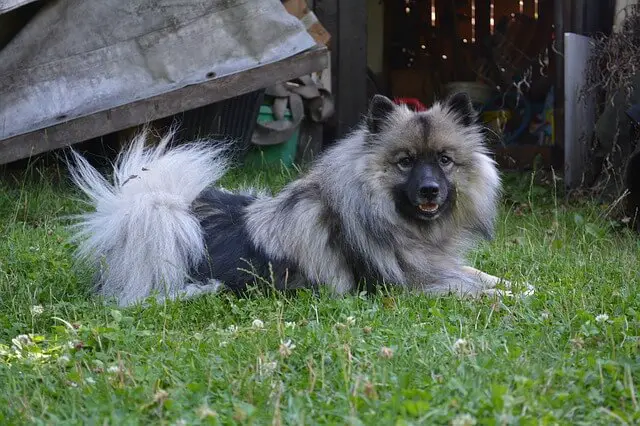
[394,97,427,111]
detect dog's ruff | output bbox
[67,94,532,306]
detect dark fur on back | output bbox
[190,188,307,293]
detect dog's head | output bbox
[362,93,500,238]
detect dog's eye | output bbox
[439,154,452,166]
[397,156,414,170]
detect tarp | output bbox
[0,0,316,141]
[0,0,39,14]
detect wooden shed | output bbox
[0,0,330,165]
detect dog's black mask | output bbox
[394,159,454,222]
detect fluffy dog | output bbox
[67,92,526,307]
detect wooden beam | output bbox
[315,0,368,140]
[314,0,339,142]
[0,47,329,165]
[336,0,367,137]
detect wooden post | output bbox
[337,0,368,137]
[315,0,368,141]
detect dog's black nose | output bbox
[419,183,439,199]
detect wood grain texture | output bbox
[0,47,329,165]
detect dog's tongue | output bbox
[419,202,439,213]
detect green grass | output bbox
[1,160,639,425]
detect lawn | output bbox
[0,159,639,425]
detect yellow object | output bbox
[482,110,511,133]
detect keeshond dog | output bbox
[67,92,529,307]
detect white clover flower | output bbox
[285,321,296,329]
[279,339,296,357]
[84,377,96,385]
[259,360,278,377]
[58,355,71,365]
[30,305,44,316]
[226,324,238,334]
[346,316,356,326]
[379,346,394,359]
[107,365,122,374]
[153,389,169,403]
[17,334,32,345]
[451,413,477,426]
[252,319,264,329]
[453,338,468,353]
[11,334,33,350]
[540,311,550,321]
[27,352,50,361]
[197,405,217,419]
[595,314,609,323]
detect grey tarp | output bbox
[0,0,316,141]
[0,0,39,14]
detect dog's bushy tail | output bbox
[67,130,228,306]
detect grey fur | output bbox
[67,93,526,307]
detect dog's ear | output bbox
[445,92,477,126]
[366,94,396,134]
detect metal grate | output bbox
[174,89,266,161]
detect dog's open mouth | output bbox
[418,202,439,214]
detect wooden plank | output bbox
[336,0,367,137]
[0,46,329,165]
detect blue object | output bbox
[480,91,533,145]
